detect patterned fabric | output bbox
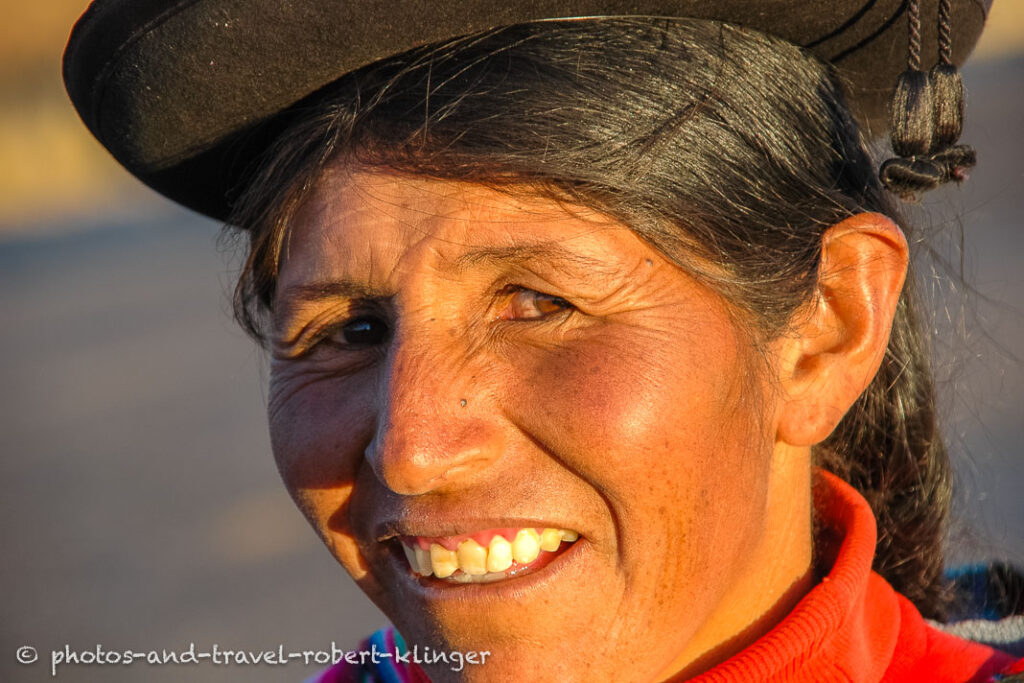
[929,563,1024,658]
[947,564,1024,622]
[309,626,430,683]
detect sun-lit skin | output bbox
[266,167,908,682]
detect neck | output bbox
[660,444,814,680]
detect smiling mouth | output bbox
[398,527,579,584]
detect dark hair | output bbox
[228,18,952,618]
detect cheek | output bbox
[513,320,761,473]
[268,366,390,589]
[506,318,773,576]
[267,366,376,524]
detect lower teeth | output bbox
[445,571,514,584]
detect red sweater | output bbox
[314,471,1020,682]
[687,471,1017,682]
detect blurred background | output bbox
[1,2,1022,682]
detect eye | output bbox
[330,315,390,347]
[496,286,574,321]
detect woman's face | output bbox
[269,168,801,681]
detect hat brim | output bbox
[63,0,989,222]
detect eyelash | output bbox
[304,306,390,353]
[300,285,574,355]
[495,285,575,322]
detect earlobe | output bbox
[776,213,909,447]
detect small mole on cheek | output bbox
[460,399,468,407]
[645,259,654,267]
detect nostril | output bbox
[366,407,505,496]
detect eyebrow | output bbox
[452,242,612,274]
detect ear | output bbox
[775,213,909,447]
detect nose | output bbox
[365,330,505,496]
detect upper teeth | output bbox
[401,528,578,580]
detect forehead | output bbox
[279,167,651,286]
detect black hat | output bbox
[63,0,991,221]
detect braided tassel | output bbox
[879,0,976,200]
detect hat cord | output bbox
[879,0,976,200]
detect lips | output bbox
[398,527,580,583]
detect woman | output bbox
[64,1,1022,681]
